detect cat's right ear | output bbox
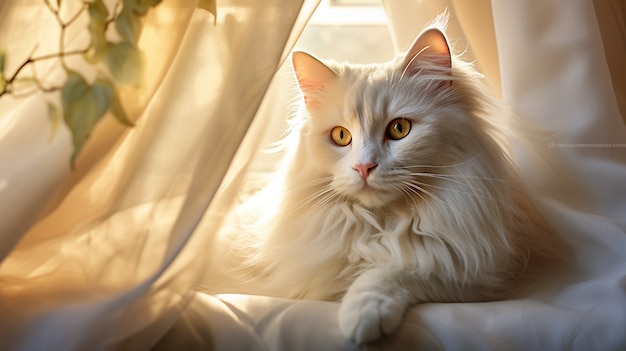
[402,28,452,87]
[292,51,337,108]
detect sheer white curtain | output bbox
[0,0,319,350]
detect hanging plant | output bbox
[0,0,217,166]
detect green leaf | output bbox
[0,49,5,92]
[0,48,5,74]
[106,41,144,86]
[86,0,109,63]
[0,48,4,94]
[197,0,217,24]
[98,78,134,126]
[88,0,108,20]
[47,101,62,141]
[125,0,162,16]
[110,92,133,126]
[115,6,141,45]
[62,71,113,163]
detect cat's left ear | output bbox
[292,51,338,108]
[402,28,452,87]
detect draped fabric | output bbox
[0,0,319,349]
[1,0,625,350]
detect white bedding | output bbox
[156,194,626,350]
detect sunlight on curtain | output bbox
[0,0,320,350]
[382,0,502,97]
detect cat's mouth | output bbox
[333,176,396,208]
[351,181,394,208]
[361,182,375,191]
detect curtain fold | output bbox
[0,1,319,350]
[382,0,502,96]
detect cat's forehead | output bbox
[334,62,430,125]
[333,61,395,85]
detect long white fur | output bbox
[209,22,554,344]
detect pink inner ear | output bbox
[402,28,452,79]
[292,51,337,107]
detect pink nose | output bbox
[352,163,377,179]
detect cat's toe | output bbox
[338,291,406,344]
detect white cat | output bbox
[208,23,560,344]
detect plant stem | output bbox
[6,48,89,84]
[1,0,89,98]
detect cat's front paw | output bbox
[338,290,407,344]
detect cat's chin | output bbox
[352,189,394,209]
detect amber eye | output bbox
[386,118,411,140]
[330,126,352,146]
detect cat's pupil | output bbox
[339,130,345,140]
[394,123,403,133]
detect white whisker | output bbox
[399,46,429,83]
[408,172,518,186]
[397,150,487,169]
[406,178,503,205]
[399,180,471,224]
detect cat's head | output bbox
[292,28,489,209]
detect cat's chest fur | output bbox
[255,192,442,300]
